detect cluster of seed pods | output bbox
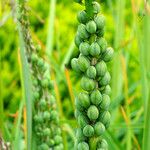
[71,1,114,150]
[18,2,63,150]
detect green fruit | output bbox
[48,139,55,146]
[87,105,99,120]
[77,10,89,24]
[43,128,51,136]
[97,28,105,37]
[75,109,81,118]
[77,24,89,39]
[41,78,49,88]
[39,143,49,150]
[39,98,46,109]
[76,128,87,142]
[94,122,105,136]
[90,89,102,106]
[97,139,108,149]
[33,79,38,86]
[54,135,62,144]
[89,42,101,57]
[33,92,40,101]
[34,114,43,123]
[71,58,81,73]
[78,92,90,108]
[99,72,111,86]
[94,15,105,30]
[100,94,110,110]
[31,53,38,63]
[49,95,56,105]
[86,66,96,79]
[86,20,97,34]
[50,110,58,120]
[79,42,90,56]
[83,125,94,137]
[81,76,95,91]
[75,33,83,47]
[95,61,107,77]
[92,1,100,14]
[37,58,44,68]
[75,98,84,111]
[78,114,89,128]
[78,142,89,150]
[103,47,114,62]
[78,56,90,72]
[43,111,50,120]
[97,37,107,53]
[55,128,61,135]
[102,85,111,95]
[98,111,111,125]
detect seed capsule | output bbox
[94,15,105,30]
[83,125,94,137]
[87,105,99,120]
[86,66,96,79]
[77,10,89,24]
[54,135,63,145]
[75,33,83,47]
[81,76,95,91]
[78,142,89,150]
[41,78,49,88]
[39,98,46,109]
[94,122,105,136]
[31,53,38,63]
[78,92,90,108]
[102,85,111,95]
[76,128,87,142]
[99,71,111,86]
[43,111,50,120]
[92,1,100,14]
[86,21,97,34]
[90,89,102,106]
[98,111,111,125]
[100,94,110,110]
[43,128,51,136]
[97,139,108,149]
[39,143,49,150]
[89,42,101,57]
[71,58,81,73]
[97,37,107,53]
[34,114,43,123]
[33,91,40,101]
[79,42,90,56]
[103,47,114,62]
[77,24,89,39]
[48,139,55,146]
[95,61,107,77]
[78,56,90,72]
[97,28,105,37]
[78,114,89,128]
[75,98,84,111]
[37,58,44,68]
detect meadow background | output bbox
[0,0,150,149]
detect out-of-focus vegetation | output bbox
[0,0,150,149]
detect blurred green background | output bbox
[0,0,150,150]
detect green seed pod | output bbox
[78,142,89,150]
[86,66,96,79]
[55,127,62,135]
[97,37,107,53]
[43,128,51,136]
[100,94,110,110]
[90,89,102,106]
[48,139,55,146]
[71,58,81,73]
[49,95,56,105]
[89,42,101,57]
[79,42,90,56]
[94,15,105,30]
[78,56,90,72]
[54,135,62,145]
[76,128,87,142]
[102,85,111,95]
[97,28,105,37]
[78,92,90,108]
[37,58,44,68]
[43,111,50,120]
[103,47,114,62]
[50,110,58,120]
[75,98,84,111]
[75,33,83,47]
[86,20,97,34]
[83,125,94,137]
[77,24,89,39]
[33,79,38,86]
[87,105,99,120]
[75,109,82,118]
[41,78,49,88]
[97,139,108,149]
[92,1,100,14]
[33,91,40,101]
[77,10,89,24]
[34,114,43,123]
[98,111,111,125]
[39,143,49,150]
[39,98,46,109]
[99,71,111,86]
[95,61,107,77]
[81,76,95,91]
[94,122,105,136]
[31,53,38,63]
[78,114,89,128]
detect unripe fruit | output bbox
[41,78,49,88]
[102,85,111,95]
[99,71,111,86]
[77,10,89,24]
[97,37,107,53]
[97,28,105,37]
[97,139,108,149]
[92,2,100,14]
[79,42,90,56]
[78,114,89,128]
[75,109,81,118]
[103,47,114,62]
[94,122,105,136]
[48,139,55,146]
[50,110,58,120]
[100,94,110,110]
[76,128,87,142]
[43,111,50,120]
[39,99,46,109]
[78,56,90,72]
[90,89,102,106]
[86,66,96,79]
[94,15,105,30]
[95,61,107,77]
[83,125,94,137]
[31,53,38,63]
[87,105,99,120]
[89,42,101,57]
[33,92,40,101]
[78,92,90,108]
[71,58,81,73]
[75,34,83,47]
[49,95,56,105]
[39,143,49,150]
[78,142,89,150]
[75,98,84,111]
[37,58,44,68]
[81,76,95,91]
[34,114,43,123]
[43,128,51,136]
[54,135,62,145]
[98,111,111,125]
[86,21,97,34]
[77,24,89,39]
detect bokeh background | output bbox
[0,0,150,149]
